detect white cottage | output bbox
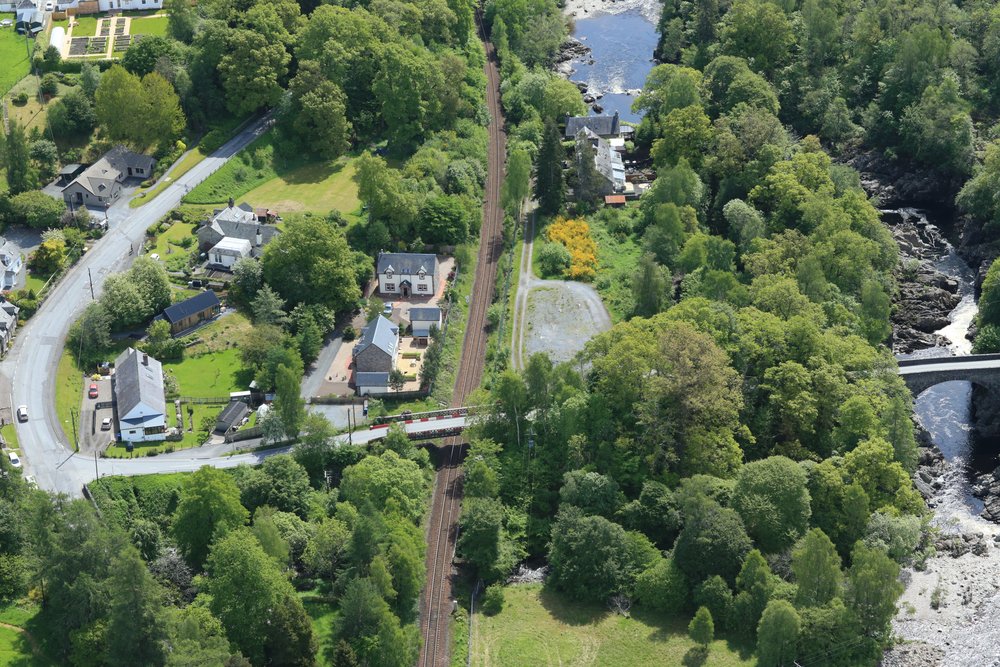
[376,252,437,297]
[113,347,166,443]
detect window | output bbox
[417,284,428,292]
[215,254,223,263]
[385,283,395,291]
[144,425,165,435]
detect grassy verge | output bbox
[431,243,478,406]
[472,584,755,667]
[0,601,56,666]
[0,14,31,95]
[54,348,82,448]
[130,148,208,208]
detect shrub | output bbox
[545,217,597,280]
[199,128,227,153]
[537,241,570,277]
[40,73,59,97]
[481,583,505,616]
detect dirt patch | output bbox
[523,282,611,365]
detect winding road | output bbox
[3,115,273,496]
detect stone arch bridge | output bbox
[897,354,1000,396]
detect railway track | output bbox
[416,6,507,666]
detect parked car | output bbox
[188,279,203,288]
[0,19,12,27]
[150,253,160,261]
[7,451,20,469]
[88,383,99,399]
[101,417,112,431]
[15,405,27,422]
[383,302,393,316]
[44,1,53,10]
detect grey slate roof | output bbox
[564,112,621,138]
[215,401,249,433]
[356,372,390,386]
[353,315,398,358]
[64,146,155,197]
[409,307,441,321]
[376,252,437,276]
[161,290,220,324]
[198,205,279,255]
[114,347,165,422]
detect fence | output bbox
[177,396,231,405]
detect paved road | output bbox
[896,354,1000,375]
[3,116,273,496]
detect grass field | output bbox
[164,347,245,399]
[301,593,338,666]
[185,130,361,217]
[130,16,168,36]
[131,147,208,208]
[472,585,755,667]
[242,158,361,215]
[0,16,31,95]
[73,16,99,37]
[23,273,47,295]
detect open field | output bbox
[130,15,168,36]
[472,584,755,667]
[242,158,361,215]
[0,17,31,95]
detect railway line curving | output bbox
[416,6,507,666]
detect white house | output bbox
[46,0,164,13]
[113,347,166,443]
[409,307,441,338]
[376,252,437,297]
[208,237,252,270]
[0,240,23,291]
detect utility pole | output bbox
[87,267,94,300]
[69,407,77,449]
[93,450,98,480]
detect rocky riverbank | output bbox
[561,0,662,22]
[887,211,963,354]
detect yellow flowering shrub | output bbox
[546,217,597,281]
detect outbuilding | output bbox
[155,290,221,335]
[409,306,441,338]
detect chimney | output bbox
[228,196,235,209]
[142,353,149,366]
[255,225,262,247]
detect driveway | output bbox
[2,114,274,497]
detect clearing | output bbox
[472,584,755,667]
[0,16,32,94]
[522,283,611,365]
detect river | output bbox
[561,0,660,122]
[885,208,1000,666]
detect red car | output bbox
[88,383,99,399]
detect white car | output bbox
[150,253,160,261]
[44,1,53,10]
[383,302,393,316]
[0,19,12,27]
[7,451,21,469]
[15,405,27,422]
[101,417,112,431]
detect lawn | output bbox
[0,601,55,666]
[164,347,245,399]
[149,222,197,272]
[0,16,31,95]
[184,130,362,217]
[72,16,99,37]
[23,273,47,295]
[130,15,168,36]
[183,312,252,356]
[589,210,641,322]
[242,158,361,216]
[1,424,19,451]
[472,584,755,667]
[300,593,338,666]
[131,147,208,208]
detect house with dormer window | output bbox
[376,252,437,297]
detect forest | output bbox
[453,0,1000,665]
